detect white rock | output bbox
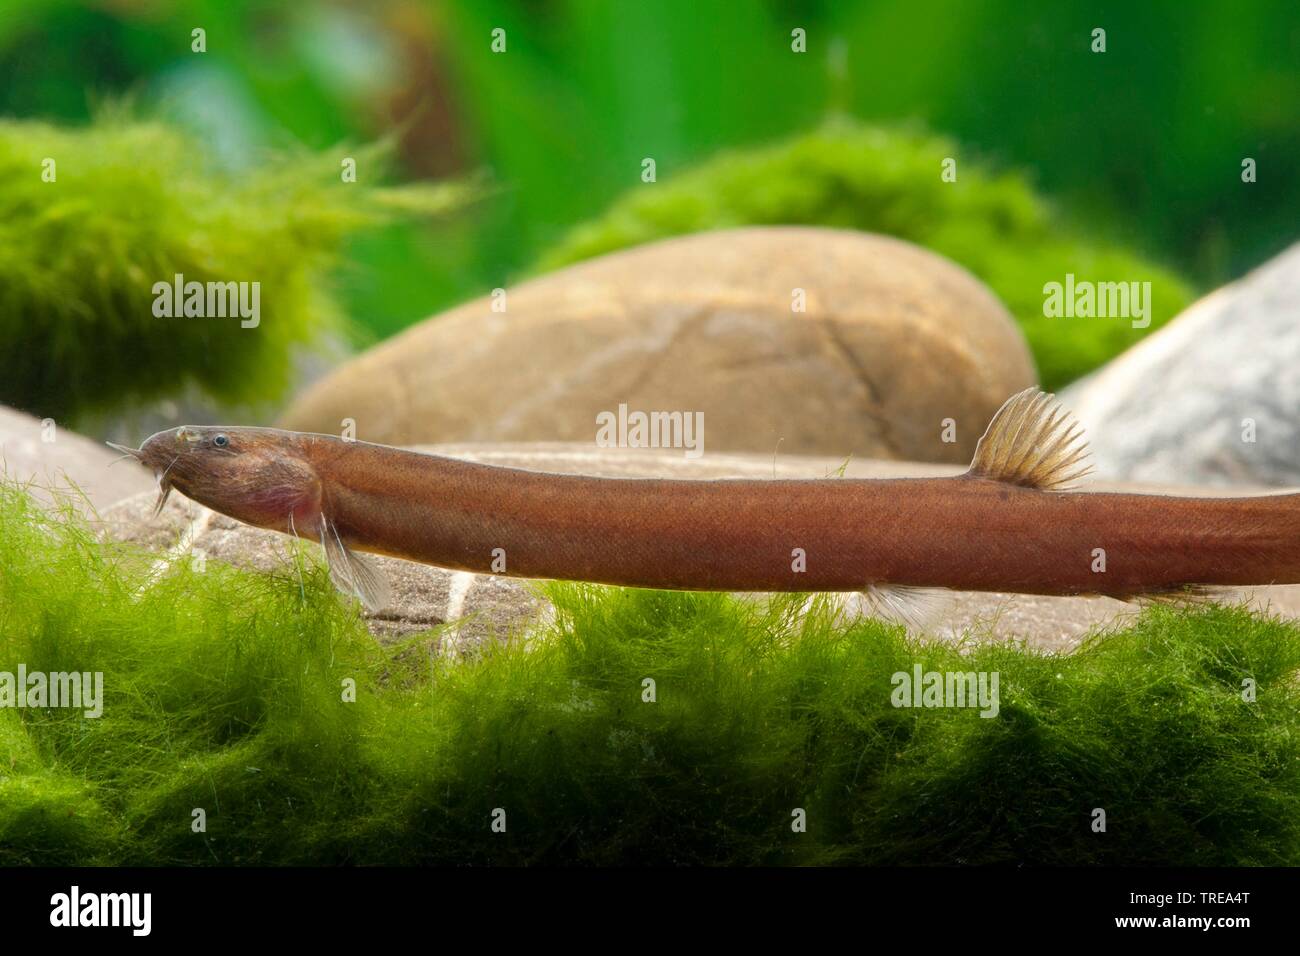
[1063,243,1300,486]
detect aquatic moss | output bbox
[1,481,1297,865]
[0,110,473,423]
[535,121,1197,390]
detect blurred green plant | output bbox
[3,479,1298,866]
[536,121,1197,389]
[0,110,474,422]
[1,1,1295,348]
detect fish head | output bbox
[115,426,321,529]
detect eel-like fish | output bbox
[110,389,1300,615]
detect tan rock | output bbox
[279,228,1036,462]
[100,443,1300,656]
[0,405,154,511]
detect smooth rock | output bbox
[279,228,1036,463]
[0,405,154,510]
[1062,243,1300,486]
[100,443,1300,656]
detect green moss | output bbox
[0,109,473,422]
[2,481,1297,865]
[535,121,1197,389]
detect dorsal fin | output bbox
[966,388,1092,491]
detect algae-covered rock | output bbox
[280,227,1036,463]
[0,113,473,423]
[535,121,1197,389]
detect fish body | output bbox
[117,391,1300,612]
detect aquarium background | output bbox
[3,0,1300,870]
[2,0,1295,345]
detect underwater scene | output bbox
[0,0,1296,930]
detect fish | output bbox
[110,389,1300,617]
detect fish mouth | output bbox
[105,441,172,517]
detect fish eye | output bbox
[213,433,229,448]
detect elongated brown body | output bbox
[125,390,1300,607]
[305,440,1300,597]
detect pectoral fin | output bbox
[321,517,392,613]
